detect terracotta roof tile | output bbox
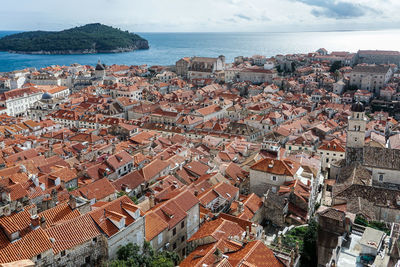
[72,178,116,201]
[250,158,299,176]
[38,202,80,228]
[0,229,52,263]
[145,212,168,241]
[45,214,101,254]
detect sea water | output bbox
[1,30,400,72]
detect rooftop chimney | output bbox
[149,195,155,209]
[30,214,40,230]
[238,202,244,214]
[69,194,77,210]
[268,160,274,168]
[40,216,46,229]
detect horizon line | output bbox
[1,28,400,35]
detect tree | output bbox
[330,61,342,73]
[291,62,296,72]
[117,191,139,204]
[300,219,318,267]
[0,23,149,53]
[108,241,179,267]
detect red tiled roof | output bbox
[250,158,299,176]
[106,150,133,171]
[318,139,345,152]
[187,217,244,243]
[227,240,285,267]
[112,170,145,192]
[0,229,52,263]
[140,159,169,181]
[89,196,142,237]
[45,214,101,254]
[145,212,168,241]
[38,202,81,228]
[72,178,116,201]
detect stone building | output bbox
[176,56,226,79]
[356,50,400,66]
[250,157,301,196]
[44,214,107,267]
[345,102,367,164]
[145,190,200,258]
[175,57,191,78]
[316,206,354,267]
[28,92,63,121]
[188,56,225,79]
[89,196,145,259]
[317,139,346,171]
[327,101,400,223]
[95,60,106,79]
[334,102,400,188]
[237,68,278,84]
[0,87,43,117]
[349,65,392,96]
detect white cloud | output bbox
[0,0,398,32]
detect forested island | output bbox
[0,23,149,54]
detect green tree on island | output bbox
[0,23,149,53]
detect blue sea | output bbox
[1,30,400,72]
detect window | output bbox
[93,237,97,243]
[61,250,66,257]
[181,221,185,229]
[173,228,176,236]
[158,233,163,245]
[271,176,277,181]
[37,254,41,260]
[85,256,91,264]
[173,242,177,250]
[379,174,384,182]
[181,235,185,242]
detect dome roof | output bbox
[95,60,105,71]
[351,101,365,112]
[41,92,53,100]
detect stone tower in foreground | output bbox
[345,102,366,164]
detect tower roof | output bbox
[351,101,365,112]
[41,92,53,100]
[95,60,105,71]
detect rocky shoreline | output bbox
[8,42,150,55]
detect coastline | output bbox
[5,43,150,55]
[7,48,149,55]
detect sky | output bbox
[1,0,399,32]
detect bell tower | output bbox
[346,102,366,164]
[95,60,106,78]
